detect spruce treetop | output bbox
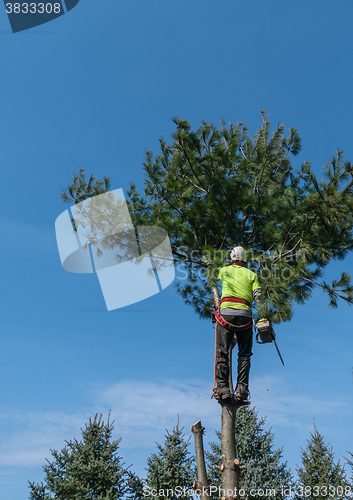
[28,413,138,500]
[145,420,195,500]
[344,452,353,486]
[296,423,351,500]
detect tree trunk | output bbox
[228,345,234,395]
[191,420,208,500]
[220,402,238,500]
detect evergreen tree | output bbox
[295,424,351,500]
[28,413,140,500]
[62,114,353,324]
[61,167,110,205]
[344,452,353,485]
[144,420,195,500]
[206,406,293,500]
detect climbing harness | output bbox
[219,297,252,308]
[213,311,253,331]
[213,297,252,331]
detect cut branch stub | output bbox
[190,421,205,434]
[193,481,208,491]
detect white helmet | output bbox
[230,246,247,262]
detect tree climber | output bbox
[213,246,262,402]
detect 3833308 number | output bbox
[296,486,352,497]
[5,3,62,13]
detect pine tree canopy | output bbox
[144,420,195,500]
[28,413,139,500]
[295,424,351,500]
[61,168,111,205]
[61,113,353,323]
[206,406,293,500]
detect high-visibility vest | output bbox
[218,264,260,312]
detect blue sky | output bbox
[1,0,353,498]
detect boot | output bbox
[235,356,251,401]
[235,383,250,401]
[215,352,229,395]
[215,386,232,400]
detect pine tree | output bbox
[144,420,196,500]
[129,115,353,322]
[61,167,110,205]
[295,423,351,500]
[206,406,293,500]
[28,413,140,500]
[62,114,353,323]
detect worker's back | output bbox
[218,264,260,313]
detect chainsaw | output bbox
[255,319,285,366]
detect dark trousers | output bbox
[215,315,253,390]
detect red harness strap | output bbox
[219,297,252,308]
[213,311,253,331]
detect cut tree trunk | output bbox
[221,401,239,500]
[191,420,208,500]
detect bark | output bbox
[228,346,234,395]
[191,420,208,500]
[212,285,220,309]
[221,403,236,498]
[221,402,239,500]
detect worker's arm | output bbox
[253,288,267,319]
[253,288,262,308]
